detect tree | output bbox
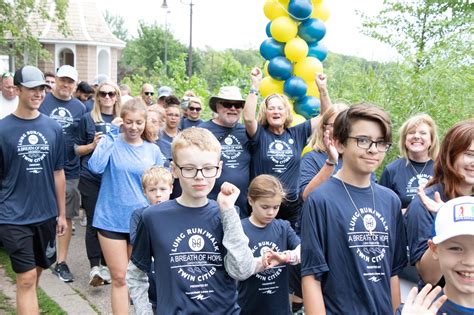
[104,10,129,42]
[359,0,472,70]
[0,0,69,61]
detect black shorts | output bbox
[98,229,130,243]
[0,217,57,273]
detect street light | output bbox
[161,1,170,76]
[180,0,194,78]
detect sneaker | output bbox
[80,216,87,227]
[53,262,74,282]
[89,266,104,287]
[99,265,112,284]
[72,222,76,235]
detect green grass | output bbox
[0,248,66,314]
[0,290,16,314]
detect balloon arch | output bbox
[259,0,329,123]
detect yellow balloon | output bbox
[270,16,298,43]
[264,61,270,77]
[294,57,323,81]
[279,0,290,5]
[302,144,313,156]
[259,76,284,97]
[292,113,307,126]
[312,2,330,21]
[284,37,308,62]
[311,0,323,4]
[306,81,321,98]
[263,0,288,20]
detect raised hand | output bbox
[417,188,444,213]
[401,284,447,315]
[322,129,338,163]
[217,182,240,211]
[250,67,262,88]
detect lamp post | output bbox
[161,1,170,76]
[180,0,194,78]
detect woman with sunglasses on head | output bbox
[179,96,203,130]
[75,81,122,287]
[380,114,440,213]
[244,68,330,230]
[405,119,474,288]
[88,97,164,313]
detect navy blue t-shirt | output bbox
[131,199,240,314]
[156,130,174,168]
[250,121,312,201]
[380,158,434,209]
[199,120,252,218]
[84,98,94,112]
[75,112,114,183]
[299,150,377,197]
[301,176,407,314]
[180,117,203,130]
[405,183,447,266]
[0,114,65,224]
[39,93,86,179]
[238,218,300,315]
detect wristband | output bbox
[325,159,337,166]
[249,88,259,95]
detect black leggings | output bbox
[79,177,107,268]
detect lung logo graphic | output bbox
[17,130,50,173]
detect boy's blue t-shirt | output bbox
[39,93,86,179]
[380,158,434,209]
[131,199,240,314]
[0,114,65,224]
[75,112,114,183]
[129,206,148,246]
[180,117,202,130]
[250,120,312,201]
[199,120,252,218]
[301,176,407,314]
[238,218,300,315]
[405,183,447,266]
[299,150,377,197]
[89,126,164,233]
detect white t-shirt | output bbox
[0,93,18,119]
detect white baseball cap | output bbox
[56,65,78,82]
[432,196,474,244]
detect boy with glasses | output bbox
[129,127,262,313]
[0,71,19,118]
[180,96,203,130]
[0,66,67,314]
[301,103,407,314]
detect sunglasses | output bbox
[219,102,244,109]
[188,106,202,112]
[2,72,13,78]
[144,92,154,96]
[99,91,116,98]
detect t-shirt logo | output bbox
[406,174,432,199]
[251,241,283,294]
[453,202,474,222]
[221,135,243,162]
[50,107,74,130]
[17,130,50,174]
[267,140,293,166]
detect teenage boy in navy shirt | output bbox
[128,127,264,314]
[301,103,407,314]
[0,66,67,314]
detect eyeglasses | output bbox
[347,136,392,152]
[2,72,13,78]
[99,91,116,98]
[188,106,201,112]
[219,102,243,109]
[144,92,154,96]
[175,163,220,178]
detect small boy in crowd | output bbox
[127,127,264,314]
[128,166,173,313]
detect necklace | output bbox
[336,176,376,234]
[409,159,429,176]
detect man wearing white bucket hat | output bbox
[199,86,252,218]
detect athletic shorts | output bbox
[98,229,130,243]
[0,217,57,273]
[66,178,81,219]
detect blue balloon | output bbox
[283,76,307,99]
[308,41,328,61]
[294,96,321,119]
[260,38,285,60]
[265,21,272,37]
[298,18,326,44]
[268,56,293,81]
[288,0,313,21]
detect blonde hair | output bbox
[171,127,221,162]
[248,175,286,202]
[188,96,203,108]
[257,94,293,129]
[91,81,121,123]
[120,97,157,143]
[141,166,173,190]
[308,103,349,151]
[398,113,439,162]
